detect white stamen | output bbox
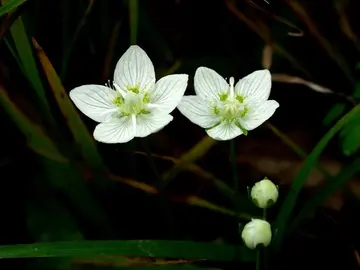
[113,82,127,97]
[229,77,235,97]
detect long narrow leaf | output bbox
[289,157,360,231]
[3,6,56,126]
[32,38,105,171]
[0,240,255,261]
[273,104,360,251]
[0,0,27,17]
[0,85,67,162]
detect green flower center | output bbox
[213,94,248,121]
[113,91,151,116]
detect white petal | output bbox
[136,113,173,138]
[206,122,242,141]
[69,85,117,122]
[235,70,271,103]
[240,100,279,131]
[177,96,221,128]
[149,74,188,114]
[93,116,135,143]
[113,45,156,93]
[194,67,229,101]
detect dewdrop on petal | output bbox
[250,178,278,209]
[241,219,272,249]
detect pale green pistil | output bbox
[218,96,247,121]
[113,91,149,116]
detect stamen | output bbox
[229,77,235,98]
[113,82,127,97]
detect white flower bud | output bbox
[241,219,272,249]
[250,178,278,208]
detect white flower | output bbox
[250,178,279,209]
[241,219,272,249]
[177,67,279,141]
[69,45,188,143]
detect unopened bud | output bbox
[250,178,278,208]
[241,219,272,249]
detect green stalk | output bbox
[141,138,175,238]
[230,139,238,191]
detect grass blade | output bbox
[289,157,360,231]
[0,0,27,17]
[273,104,360,251]
[32,38,105,171]
[61,0,95,79]
[161,136,217,188]
[0,84,67,162]
[0,240,255,261]
[4,9,56,126]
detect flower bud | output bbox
[241,219,272,249]
[250,178,278,208]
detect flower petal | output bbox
[135,113,173,138]
[194,67,229,101]
[177,96,221,128]
[240,100,279,131]
[235,70,271,103]
[206,122,242,141]
[113,45,156,93]
[149,74,188,114]
[93,116,135,143]
[69,85,117,122]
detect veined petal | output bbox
[235,70,271,103]
[194,67,229,101]
[113,45,156,93]
[206,122,242,141]
[240,100,279,131]
[149,74,188,114]
[135,113,173,138]
[69,85,117,122]
[93,116,135,143]
[177,96,221,128]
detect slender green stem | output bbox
[129,0,138,45]
[141,138,161,182]
[230,139,238,191]
[256,249,261,270]
[140,138,175,238]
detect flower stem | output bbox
[256,250,261,270]
[141,138,161,182]
[140,138,175,238]
[230,139,238,191]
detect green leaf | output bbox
[60,0,95,79]
[0,85,67,162]
[354,82,360,99]
[32,38,105,171]
[0,241,255,261]
[273,104,360,252]
[341,124,360,156]
[289,157,360,232]
[0,0,27,17]
[3,8,56,126]
[323,103,346,126]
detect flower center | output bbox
[211,77,248,121]
[219,96,247,120]
[113,91,150,116]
